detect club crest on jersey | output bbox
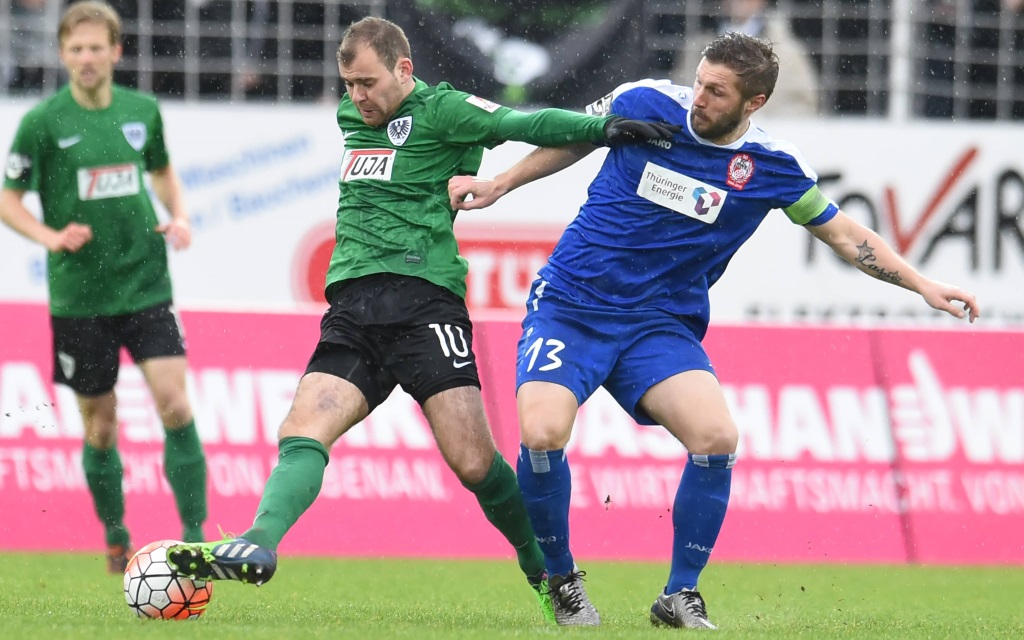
[121,122,147,151]
[386,116,413,146]
[340,148,396,181]
[726,153,754,190]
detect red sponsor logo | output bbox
[340,148,395,181]
[458,226,559,312]
[290,223,561,311]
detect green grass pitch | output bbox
[1,552,1021,639]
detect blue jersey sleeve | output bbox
[585,79,685,121]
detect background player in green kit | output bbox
[166,16,675,622]
[0,2,207,574]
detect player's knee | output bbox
[278,415,319,442]
[449,451,492,485]
[155,393,192,427]
[520,420,572,451]
[82,414,118,449]
[79,398,118,448]
[685,424,738,456]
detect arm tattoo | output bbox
[854,240,903,285]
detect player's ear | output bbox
[396,57,413,81]
[744,93,767,116]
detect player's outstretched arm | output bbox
[807,211,980,322]
[151,165,192,250]
[449,143,596,211]
[0,188,93,252]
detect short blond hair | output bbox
[337,17,411,70]
[59,1,122,46]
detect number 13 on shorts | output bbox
[522,334,565,372]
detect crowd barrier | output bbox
[1,302,1021,564]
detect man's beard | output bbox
[692,105,745,141]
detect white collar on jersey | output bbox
[685,110,756,150]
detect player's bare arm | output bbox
[0,187,93,252]
[449,143,597,211]
[150,165,191,250]
[807,210,980,322]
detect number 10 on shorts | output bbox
[429,323,470,359]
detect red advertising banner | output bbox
[0,304,518,559]
[1,303,1022,565]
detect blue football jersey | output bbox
[539,79,838,325]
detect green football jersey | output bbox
[328,79,609,298]
[3,85,172,317]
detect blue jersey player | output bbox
[449,32,980,629]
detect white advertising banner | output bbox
[1,101,1021,324]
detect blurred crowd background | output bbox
[2,0,1024,119]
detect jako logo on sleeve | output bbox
[340,148,396,181]
[76,163,140,200]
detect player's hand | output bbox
[603,116,681,145]
[156,218,191,250]
[449,176,505,211]
[47,222,93,253]
[919,280,980,323]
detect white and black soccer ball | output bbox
[123,539,214,620]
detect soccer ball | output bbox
[123,539,214,620]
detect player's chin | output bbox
[359,112,382,126]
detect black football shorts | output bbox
[50,301,186,396]
[305,274,480,411]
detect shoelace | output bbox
[681,591,709,619]
[552,571,589,614]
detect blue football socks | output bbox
[666,452,736,593]
[516,444,575,578]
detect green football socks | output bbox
[242,436,330,550]
[82,443,129,547]
[164,420,208,542]
[463,451,547,580]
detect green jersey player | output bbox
[0,2,208,573]
[167,16,676,623]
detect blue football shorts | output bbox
[516,279,716,425]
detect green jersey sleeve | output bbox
[144,101,170,171]
[3,107,45,191]
[428,88,608,148]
